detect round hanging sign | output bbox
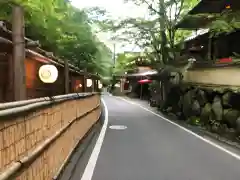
[39,64,58,83]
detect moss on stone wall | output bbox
[160,84,240,141]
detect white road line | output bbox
[80,98,109,180]
[116,96,240,160]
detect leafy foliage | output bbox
[209,10,240,36]
[0,0,113,77]
[101,0,198,67]
[113,52,138,75]
[188,9,240,37]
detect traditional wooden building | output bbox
[0,22,99,102]
[176,0,240,64]
[114,54,156,98]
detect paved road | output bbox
[80,95,240,180]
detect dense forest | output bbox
[0,0,113,79]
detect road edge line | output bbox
[116,96,240,160]
[80,98,109,180]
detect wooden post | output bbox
[82,75,86,92]
[64,59,69,94]
[7,55,14,101]
[12,5,26,101]
[208,36,212,61]
[84,68,87,92]
[92,78,95,92]
[95,79,97,92]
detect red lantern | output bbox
[217,57,232,64]
[138,79,152,84]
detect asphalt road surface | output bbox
[77,94,240,180]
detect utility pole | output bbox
[113,43,116,66]
[12,5,26,101]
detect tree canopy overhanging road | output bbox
[2,0,240,179]
[0,0,113,80]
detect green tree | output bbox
[208,10,240,36]
[114,52,138,75]
[103,0,198,67]
[0,0,113,77]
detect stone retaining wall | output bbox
[163,86,240,140]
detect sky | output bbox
[71,0,148,53]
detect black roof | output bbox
[176,15,214,29]
[189,0,228,15]
[176,0,240,29]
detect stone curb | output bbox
[200,129,240,150]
